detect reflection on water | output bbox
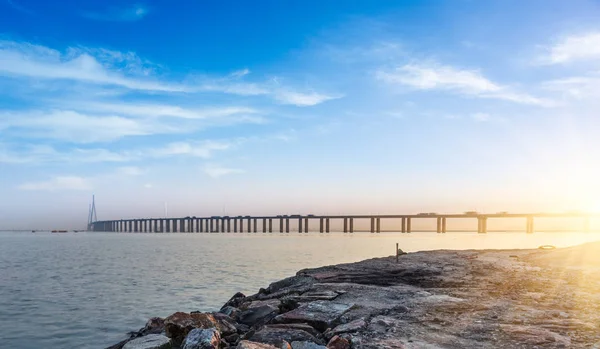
[0,230,599,349]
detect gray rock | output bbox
[238,304,279,326]
[290,341,326,349]
[236,340,280,348]
[293,290,340,302]
[328,319,366,336]
[266,323,321,338]
[122,334,171,349]
[273,301,354,331]
[182,328,220,349]
[220,306,241,319]
[164,312,219,347]
[249,325,323,346]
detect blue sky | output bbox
[1,0,600,229]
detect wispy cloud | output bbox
[203,164,245,178]
[83,4,149,22]
[0,40,338,106]
[542,74,600,99]
[153,141,234,158]
[376,63,552,106]
[65,101,259,120]
[0,41,185,92]
[0,110,153,143]
[540,32,600,65]
[18,176,92,191]
[5,0,34,15]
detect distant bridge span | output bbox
[89,212,600,234]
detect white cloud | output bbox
[542,32,600,64]
[274,90,341,106]
[66,102,259,119]
[0,40,338,106]
[203,164,245,178]
[82,4,149,22]
[154,141,233,158]
[18,176,92,191]
[376,63,552,106]
[542,74,600,99]
[0,41,186,92]
[0,110,152,143]
[377,63,500,93]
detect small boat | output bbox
[51,230,68,233]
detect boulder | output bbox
[266,323,321,338]
[290,341,326,349]
[122,334,171,349]
[237,340,279,348]
[164,312,219,346]
[220,306,241,319]
[222,292,247,309]
[327,319,366,337]
[238,305,279,326]
[249,326,323,346]
[212,312,238,336]
[326,336,350,349]
[273,301,354,331]
[182,328,221,349]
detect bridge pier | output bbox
[478,217,488,233]
[263,218,267,233]
[349,218,354,233]
[305,218,309,233]
[526,217,534,234]
[286,218,290,233]
[442,217,447,233]
[376,217,381,233]
[298,218,303,233]
[370,218,375,233]
[343,218,348,233]
[279,218,283,233]
[253,218,257,233]
[407,218,412,233]
[436,217,442,234]
[320,218,324,233]
[269,218,273,233]
[326,218,330,233]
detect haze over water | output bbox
[1,231,599,349]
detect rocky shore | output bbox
[107,242,600,349]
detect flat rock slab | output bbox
[328,319,366,337]
[274,301,354,331]
[122,334,171,349]
[249,326,321,346]
[238,305,279,326]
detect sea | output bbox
[1,230,599,349]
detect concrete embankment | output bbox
[107,242,600,349]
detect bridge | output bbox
[88,212,600,234]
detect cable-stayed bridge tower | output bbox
[87,195,97,231]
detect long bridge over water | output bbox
[89,212,600,234]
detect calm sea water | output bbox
[1,230,599,349]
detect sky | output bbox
[1,0,600,229]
